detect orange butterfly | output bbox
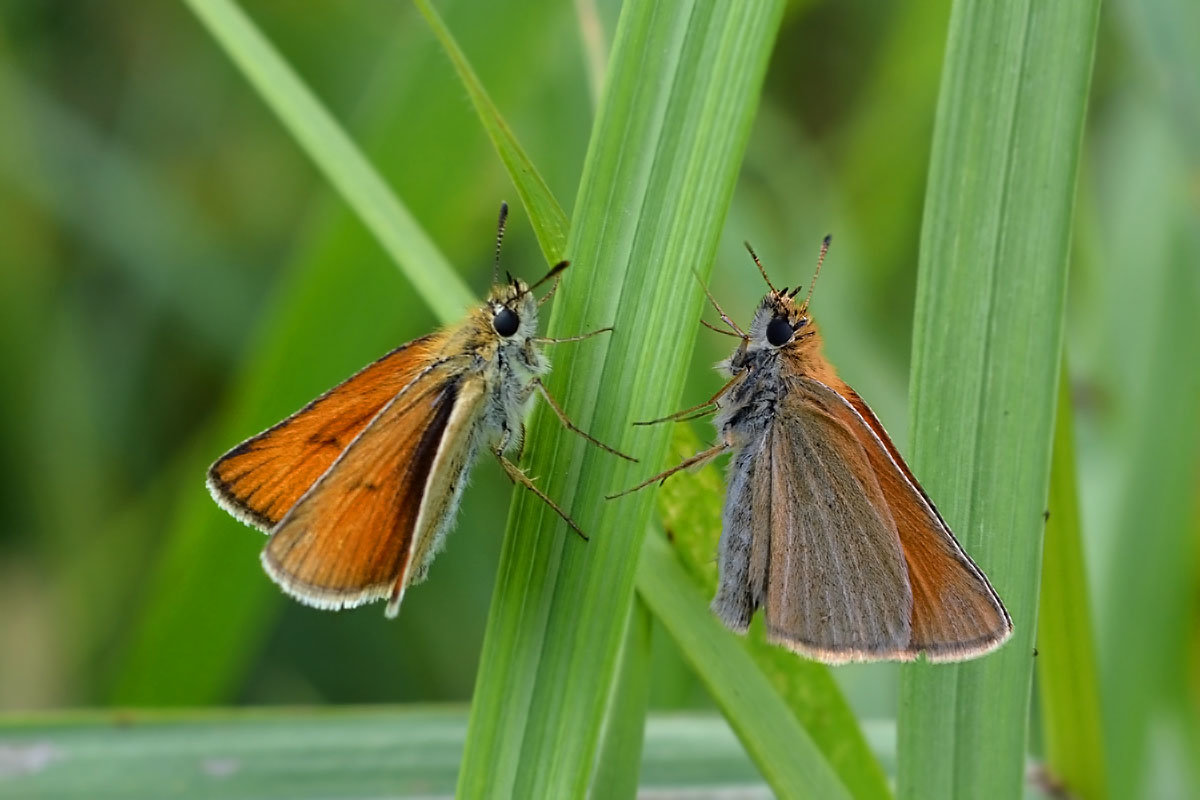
[209,204,634,618]
[613,238,1011,662]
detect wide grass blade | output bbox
[413,0,568,264]
[638,530,851,799]
[654,427,891,800]
[896,0,1100,797]
[185,0,473,317]
[1036,363,1107,799]
[0,707,788,798]
[457,0,785,795]
[417,11,876,795]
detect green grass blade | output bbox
[591,599,653,797]
[637,530,851,800]
[0,707,789,798]
[1036,360,1107,799]
[896,1,1100,797]
[654,427,892,800]
[407,14,880,793]
[456,0,785,795]
[1090,11,1200,793]
[1096,120,1200,798]
[413,0,569,264]
[184,0,473,317]
[409,9,658,793]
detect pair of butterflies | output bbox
[207,204,1012,664]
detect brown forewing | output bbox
[261,368,472,611]
[763,377,913,661]
[207,335,439,530]
[826,378,1012,660]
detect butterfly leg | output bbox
[634,370,748,426]
[492,447,588,541]
[512,422,527,463]
[533,379,638,462]
[605,442,730,499]
[532,326,612,344]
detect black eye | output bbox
[766,316,793,346]
[493,307,520,337]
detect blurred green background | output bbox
[0,0,1196,794]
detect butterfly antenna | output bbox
[690,268,747,338]
[744,241,777,294]
[800,234,832,314]
[492,202,509,285]
[528,260,570,296]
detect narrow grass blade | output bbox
[413,0,568,264]
[591,599,653,797]
[638,530,851,799]
[105,3,557,702]
[896,1,1100,797]
[457,1,786,795]
[109,3,477,705]
[1036,361,1107,799]
[654,427,892,800]
[185,0,473,317]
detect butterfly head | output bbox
[737,236,830,354]
[485,276,539,342]
[749,290,813,351]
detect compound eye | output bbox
[766,315,793,347]
[493,307,520,337]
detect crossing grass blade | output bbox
[185,0,473,317]
[413,0,569,264]
[896,0,1101,796]
[456,0,787,795]
[590,599,653,797]
[1036,362,1107,799]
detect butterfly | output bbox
[613,238,1012,663]
[208,203,634,618]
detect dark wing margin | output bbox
[800,377,1012,661]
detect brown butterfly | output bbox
[208,204,634,618]
[612,238,1012,663]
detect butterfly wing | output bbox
[836,383,1013,660]
[207,335,439,531]
[755,377,914,663]
[261,371,485,617]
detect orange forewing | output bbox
[207,335,438,530]
[260,372,466,611]
[833,380,1012,658]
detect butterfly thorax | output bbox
[715,293,834,447]
[474,282,548,452]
